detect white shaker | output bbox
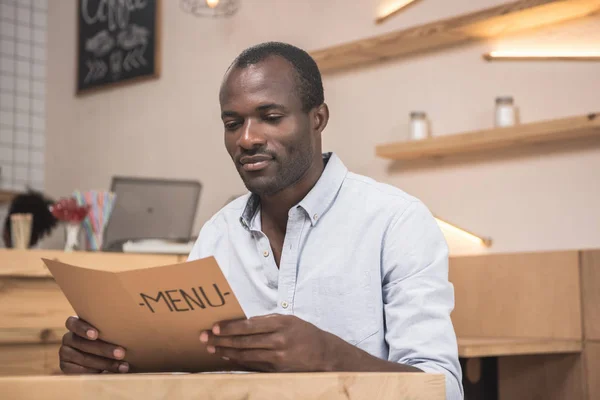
[495,96,518,127]
[409,111,430,140]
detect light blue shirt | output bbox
[188,152,463,399]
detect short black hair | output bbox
[229,42,324,112]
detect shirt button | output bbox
[281,301,289,309]
[313,213,318,220]
[263,250,269,257]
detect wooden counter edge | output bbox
[0,372,446,400]
[458,337,583,358]
[0,249,186,278]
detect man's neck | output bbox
[260,157,325,233]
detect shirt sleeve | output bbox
[187,218,218,262]
[381,200,463,400]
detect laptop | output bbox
[103,176,201,251]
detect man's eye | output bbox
[224,121,241,130]
[264,115,283,123]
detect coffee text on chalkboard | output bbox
[77,0,159,92]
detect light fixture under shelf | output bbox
[180,0,239,18]
[483,50,600,61]
[376,0,421,24]
[435,217,492,247]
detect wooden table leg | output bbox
[460,357,498,400]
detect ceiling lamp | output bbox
[180,0,240,18]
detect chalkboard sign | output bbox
[77,0,161,94]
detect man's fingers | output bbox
[213,314,285,336]
[65,316,98,340]
[62,332,126,361]
[59,345,129,374]
[201,332,275,350]
[59,360,102,375]
[214,347,279,371]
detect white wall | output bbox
[45,0,600,255]
[0,0,48,248]
[0,0,47,193]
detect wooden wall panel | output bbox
[581,250,600,341]
[449,251,581,339]
[498,353,586,400]
[584,341,600,400]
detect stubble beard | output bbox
[241,144,315,197]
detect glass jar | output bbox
[409,111,430,140]
[495,96,518,127]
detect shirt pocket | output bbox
[310,270,379,345]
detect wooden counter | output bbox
[0,372,446,400]
[1,248,599,399]
[0,249,185,349]
[0,249,187,377]
[0,249,183,277]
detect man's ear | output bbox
[312,103,329,135]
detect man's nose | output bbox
[237,119,266,150]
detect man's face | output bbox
[220,56,316,196]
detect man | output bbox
[59,42,463,399]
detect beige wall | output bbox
[45,0,600,255]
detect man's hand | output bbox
[199,314,344,372]
[59,316,129,374]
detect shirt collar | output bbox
[239,192,260,231]
[239,152,348,230]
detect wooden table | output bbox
[458,337,582,358]
[450,249,600,400]
[0,372,446,399]
[458,337,583,400]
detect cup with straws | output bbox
[72,190,117,251]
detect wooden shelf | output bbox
[0,190,20,205]
[310,0,600,73]
[376,112,600,161]
[458,337,582,358]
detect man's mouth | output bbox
[239,155,273,172]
